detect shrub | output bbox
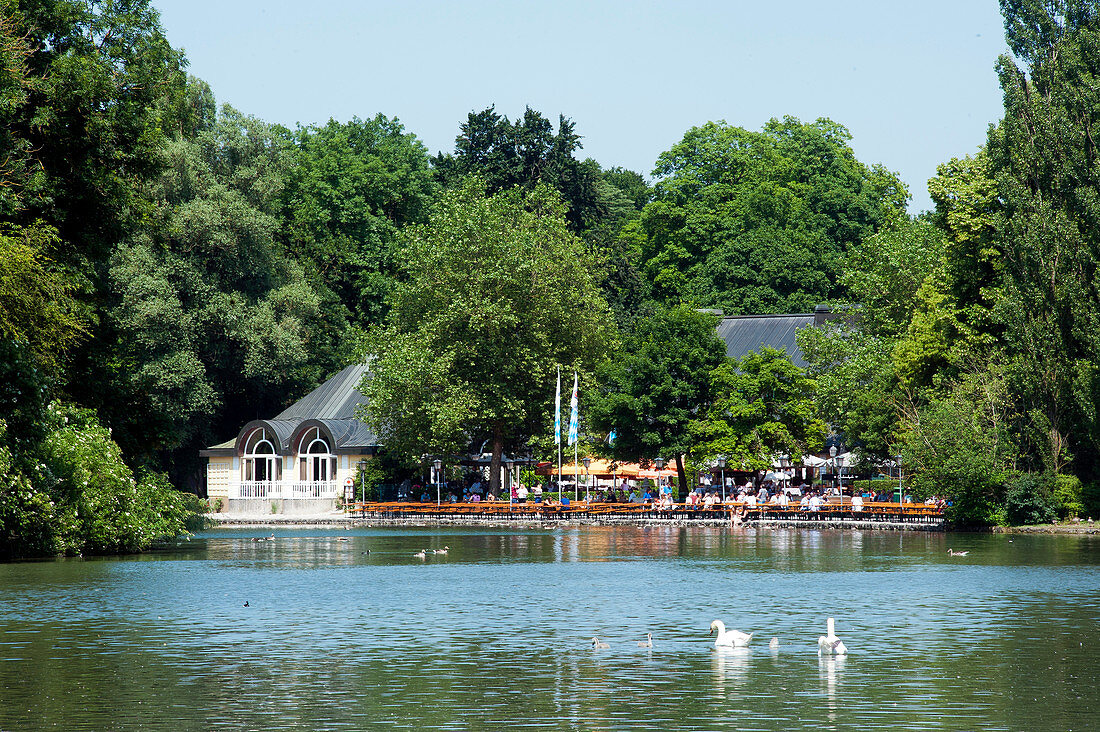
[1050,474,1083,519]
[1004,473,1057,525]
[1082,481,1100,519]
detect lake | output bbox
[0,526,1097,731]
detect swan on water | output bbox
[817,617,847,655]
[768,637,779,649]
[592,637,610,649]
[947,549,969,556]
[710,620,752,647]
[637,633,653,648]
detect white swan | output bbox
[768,637,779,649]
[710,620,752,647]
[637,633,653,648]
[817,617,847,655]
[592,637,609,649]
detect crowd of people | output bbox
[396,471,944,510]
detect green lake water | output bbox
[0,526,1097,731]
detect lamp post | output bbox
[357,459,368,503]
[896,454,903,505]
[582,456,591,502]
[829,445,838,495]
[433,458,442,506]
[654,457,665,501]
[505,458,514,508]
[717,456,726,501]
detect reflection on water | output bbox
[0,527,1098,730]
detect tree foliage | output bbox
[359,179,613,495]
[286,115,437,326]
[590,305,727,492]
[640,117,907,314]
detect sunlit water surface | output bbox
[0,526,1097,731]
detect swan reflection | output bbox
[712,646,752,690]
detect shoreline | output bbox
[203,512,946,532]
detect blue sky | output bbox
[154,0,1009,213]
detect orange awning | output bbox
[536,459,640,478]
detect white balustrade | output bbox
[230,480,339,499]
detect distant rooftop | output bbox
[714,305,838,368]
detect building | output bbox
[200,363,379,508]
[200,307,834,505]
[716,304,839,366]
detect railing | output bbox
[229,480,341,500]
[342,500,946,524]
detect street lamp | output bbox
[896,454,903,505]
[829,445,838,495]
[717,456,726,501]
[357,459,368,503]
[433,458,442,506]
[582,456,591,502]
[505,458,514,508]
[654,457,665,500]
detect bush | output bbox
[1082,481,1100,519]
[0,405,205,558]
[1004,473,1057,525]
[1050,473,1083,519]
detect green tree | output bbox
[986,0,1100,477]
[105,105,345,483]
[640,117,906,314]
[695,348,826,473]
[433,106,604,231]
[590,305,726,493]
[286,115,437,326]
[359,179,613,496]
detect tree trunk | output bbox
[489,430,504,498]
[675,453,688,500]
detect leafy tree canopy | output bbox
[286,114,438,326]
[359,179,613,495]
[640,117,907,314]
[590,305,727,492]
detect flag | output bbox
[567,372,579,445]
[607,430,617,445]
[554,368,561,444]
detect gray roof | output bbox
[716,313,815,368]
[203,363,379,454]
[275,363,370,420]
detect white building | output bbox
[200,363,378,508]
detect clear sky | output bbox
[153,0,1010,214]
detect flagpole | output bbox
[556,367,562,498]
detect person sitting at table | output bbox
[745,492,757,508]
[485,491,496,502]
[808,492,823,512]
[851,494,864,512]
[659,492,674,510]
[776,490,790,508]
[469,492,481,503]
[800,493,811,510]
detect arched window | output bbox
[297,427,336,483]
[242,428,281,484]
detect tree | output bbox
[285,115,437,326]
[104,105,345,484]
[432,106,603,231]
[640,117,907,314]
[590,305,727,493]
[358,179,613,496]
[987,0,1100,476]
[694,348,826,473]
